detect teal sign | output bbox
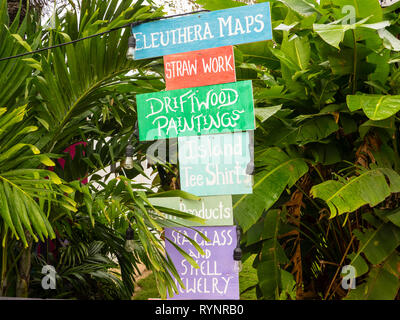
[132,2,272,60]
[149,195,233,226]
[179,131,253,196]
[136,80,254,141]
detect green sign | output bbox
[148,195,233,226]
[136,80,254,141]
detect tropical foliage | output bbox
[0,0,201,299]
[219,0,400,300]
[1,0,400,301]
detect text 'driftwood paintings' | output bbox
[136,80,255,141]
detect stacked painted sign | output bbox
[134,3,272,299]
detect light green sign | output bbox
[136,80,255,141]
[179,131,253,196]
[149,195,233,226]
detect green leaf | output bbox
[25,198,49,239]
[284,115,339,146]
[35,117,50,131]
[59,184,74,194]
[233,148,308,232]
[352,223,400,265]
[359,117,395,139]
[257,260,280,299]
[310,144,342,165]
[257,208,289,300]
[255,105,282,123]
[270,48,300,71]
[333,0,383,23]
[277,0,321,17]
[375,208,400,228]
[11,33,33,52]
[0,143,40,164]
[347,94,400,120]
[0,182,18,239]
[313,16,380,49]
[21,58,42,71]
[279,269,296,300]
[148,190,200,201]
[38,155,55,167]
[377,28,400,51]
[347,252,369,277]
[345,254,400,300]
[14,188,40,242]
[196,0,245,10]
[313,24,346,49]
[3,181,27,246]
[44,171,62,185]
[281,32,310,71]
[311,168,400,218]
[165,237,199,269]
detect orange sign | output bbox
[164,46,236,91]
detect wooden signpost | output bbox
[136,80,255,141]
[164,46,236,90]
[132,2,272,60]
[133,2,272,300]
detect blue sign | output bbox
[179,131,253,196]
[132,2,272,60]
